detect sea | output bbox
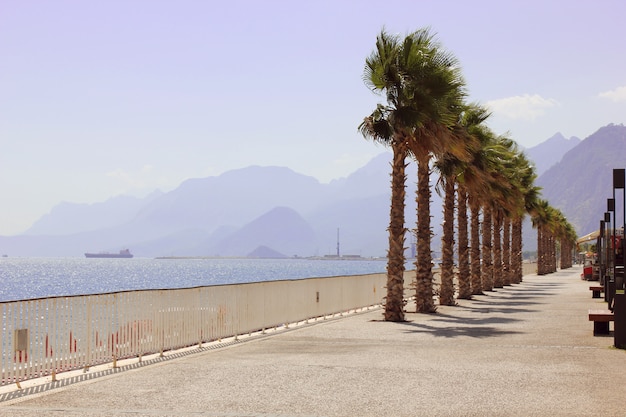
[0,257,398,302]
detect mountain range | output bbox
[524,132,581,176]
[2,123,625,258]
[536,123,626,235]
[0,155,426,258]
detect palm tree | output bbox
[531,199,576,276]
[402,30,466,313]
[434,105,483,303]
[513,155,540,282]
[551,209,576,270]
[359,29,469,319]
[563,217,574,268]
[545,207,561,273]
[454,104,494,296]
[475,132,528,290]
[359,30,415,322]
[532,199,552,275]
[499,146,534,286]
[560,223,577,268]
[489,136,523,288]
[435,155,458,306]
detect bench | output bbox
[589,285,604,298]
[589,309,614,335]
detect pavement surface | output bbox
[1,265,625,417]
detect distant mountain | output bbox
[326,152,395,199]
[4,124,623,258]
[0,156,404,257]
[247,245,288,259]
[525,132,581,176]
[23,191,163,236]
[127,166,330,239]
[205,206,317,257]
[537,123,626,236]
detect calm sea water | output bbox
[0,257,394,302]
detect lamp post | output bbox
[613,169,625,289]
[613,168,626,349]
[608,198,615,282]
[605,212,611,291]
[606,198,616,307]
[596,219,604,286]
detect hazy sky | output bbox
[2,0,625,235]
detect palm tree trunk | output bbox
[537,224,545,275]
[544,227,549,273]
[512,217,523,283]
[548,233,556,274]
[439,178,456,305]
[503,217,511,285]
[541,226,550,275]
[493,210,503,288]
[457,186,471,299]
[561,240,571,269]
[549,233,553,272]
[481,206,493,291]
[536,225,541,275]
[544,229,547,274]
[384,142,408,321]
[470,198,482,294]
[415,153,436,313]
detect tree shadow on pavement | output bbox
[455,304,538,315]
[468,298,541,307]
[395,276,573,339]
[398,316,522,339]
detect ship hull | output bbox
[84,253,133,258]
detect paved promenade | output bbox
[2,265,625,416]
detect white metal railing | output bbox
[2,272,405,387]
[1,265,536,388]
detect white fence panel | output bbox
[1,272,388,387]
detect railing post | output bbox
[85,297,91,372]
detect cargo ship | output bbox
[85,249,133,258]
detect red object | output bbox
[14,351,28,363]
[45,334,53,357]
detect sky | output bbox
[1,0,626,236]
